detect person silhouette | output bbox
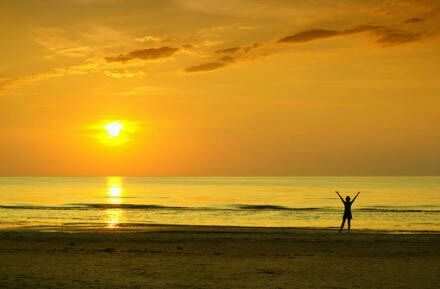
[336,191,360,232]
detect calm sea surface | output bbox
[0,177,439,231]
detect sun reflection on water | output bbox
[105,177,124,228]
[107,177,123,204]
[106,208,123,229]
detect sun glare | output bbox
[104,121,123,137]
[93,119,136,146]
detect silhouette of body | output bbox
[336,191,360,232]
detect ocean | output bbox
[0,177,439,231]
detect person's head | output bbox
[345,196,351,202]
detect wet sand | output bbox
[0,226,439,289]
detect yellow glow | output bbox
[2,1,440,176]
[93,120,137,146]
[106,208,123,229]
[108,186,121,197]
[106,177,123,204]
[104,121,123,137]
[105,177,124,228]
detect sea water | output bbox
[0,177,439,231]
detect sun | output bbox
[93,119,137,146]
[104,121,123,137]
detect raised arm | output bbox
[351,192,360,203]
[336,191,345,203]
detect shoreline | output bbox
[0,224,439,288]
[1,223,440,235]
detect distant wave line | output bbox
[0,204,326,211]
[358,208,440,213]
[233,204,322,211]
[0,204,438,213]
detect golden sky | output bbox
[0,0,439,176]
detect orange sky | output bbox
[0,0,439,176]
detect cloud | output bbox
[185,16,426,73]
[373,27,421,45]
[278,25,422,46]
[134,35,163,43]
[215,43,258,55]
[182,44,196,50]
[404,17,423,24]
[278,29,342,43]
[102,70,147,79]
[0,57,150,94]
[184,61,230,72]
[32,25,138,60]
[32,27,92,58]
[184,43,258,72]
[106,46,179,63]
[404,7,440,24]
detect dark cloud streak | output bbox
[185,44,258,73]
[374,28,421,45]
[404,7,440,24]
[278,29,342,43]
[106,46,179,63]
[278,25,421,46]
[404,17,423,24]
[184,61,230,72]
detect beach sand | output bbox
[0,226,439,289]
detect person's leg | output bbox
[339,217,346,232]
[347,218,351,232]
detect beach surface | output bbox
[0,226,439,289]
